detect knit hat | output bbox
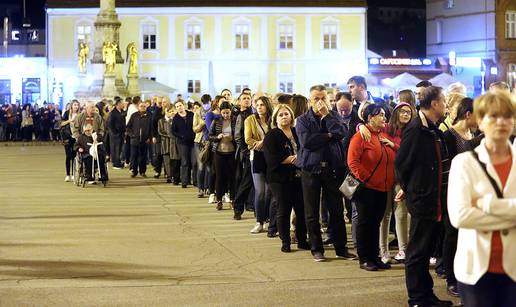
[394,102,412,112]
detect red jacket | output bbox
[347,128,396,192]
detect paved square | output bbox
[0,145,460,306]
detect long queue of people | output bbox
[60,77,515,307]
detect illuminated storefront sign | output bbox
[369,58,433,66]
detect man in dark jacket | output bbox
[395,86,452,307]
[107,97,125,169]
[296,84,355,262]
[232,92,254,220]
[126,101,153,177]
[347,75,389,121]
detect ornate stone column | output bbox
[91,0,124,64]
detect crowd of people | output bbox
[11,76,515,307]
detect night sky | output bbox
[2,0,427,56]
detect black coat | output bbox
[126,111,153,145]
[395,111,449,220]
[263,127,300,183]
[107,108,125,137]
[340,109,362,171]
[171,111,195,146]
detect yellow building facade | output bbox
[46,5,367,101]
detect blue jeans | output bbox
[251,160,271,224]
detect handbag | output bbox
[340,142,384,200]
[199,140,212,164]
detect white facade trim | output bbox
[305,16,312,57]
[215,16,222,55]
[47,7,366,16]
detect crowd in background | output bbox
[10,76,515,307]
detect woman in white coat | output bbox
[448,90,516,307]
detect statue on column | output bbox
[78,42,89,74]
[126,42,138,75]
[102,41,117,74]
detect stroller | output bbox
[74,132,108,187]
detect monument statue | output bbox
[126,42,138,75]
[102,41,117,74]
[78,42,89,74]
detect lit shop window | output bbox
[507,11,516,39]
[186,24,202,50]
[234,24,249,50]
[322,24,337,49]
[279,24,294,49]
[187,79,201,94]
[142,23,157,50]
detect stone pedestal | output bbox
[102,73,118,98]
[126,73,141,96]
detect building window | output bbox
[322,24,337,49]
[142,23,157,50]
[507,11,516,39]
[324,82,337,89]
[235,24,249,49]
[234,75,249,94]
[186,24,202,50]
[27,29,39,42]
[445,0,454,9]
[187,79,201,94]
[278,75,294,93]
[279,24,294,49]
[77,24,92,46]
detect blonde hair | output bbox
[271,104,295,128]
[474,90,516,121]
[447,82,467,96]
[446,92,466,120]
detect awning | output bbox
[138,78,177,97]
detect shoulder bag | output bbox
[340,140,384,200]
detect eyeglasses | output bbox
[399,109,412,115]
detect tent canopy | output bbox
[429,73,456,88]
[382,72,422,89]
[138,78,177,98]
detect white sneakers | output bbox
[430,257,437,266]
[250,222,264,234]
[381,251,392,264]
[64,175,71,182]
[223,193,230,203]
[208,194,216,204]
[394,250,406,262]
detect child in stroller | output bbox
[74,124,108,184]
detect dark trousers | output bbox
[130,143,148,175]
[214,151,235,201]
[22,126,33,141]
[152,143,163,175]
[171,159,181,183]
[178,143,194,186]
[405,216,441,306]
[64,139,76,176]
[110,134,123,168]
[270,180,307,246]
[442,207,458,285]
[321,169,348,239]
[82,152,107,180]
[196,143,208,191]
[458,273,516,307]
[354,187,387,263]
[233,157,254,214]
[301,168,348,255]
[121,135,131,164]
[163,154,171,179]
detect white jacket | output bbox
[448,139,516,285]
